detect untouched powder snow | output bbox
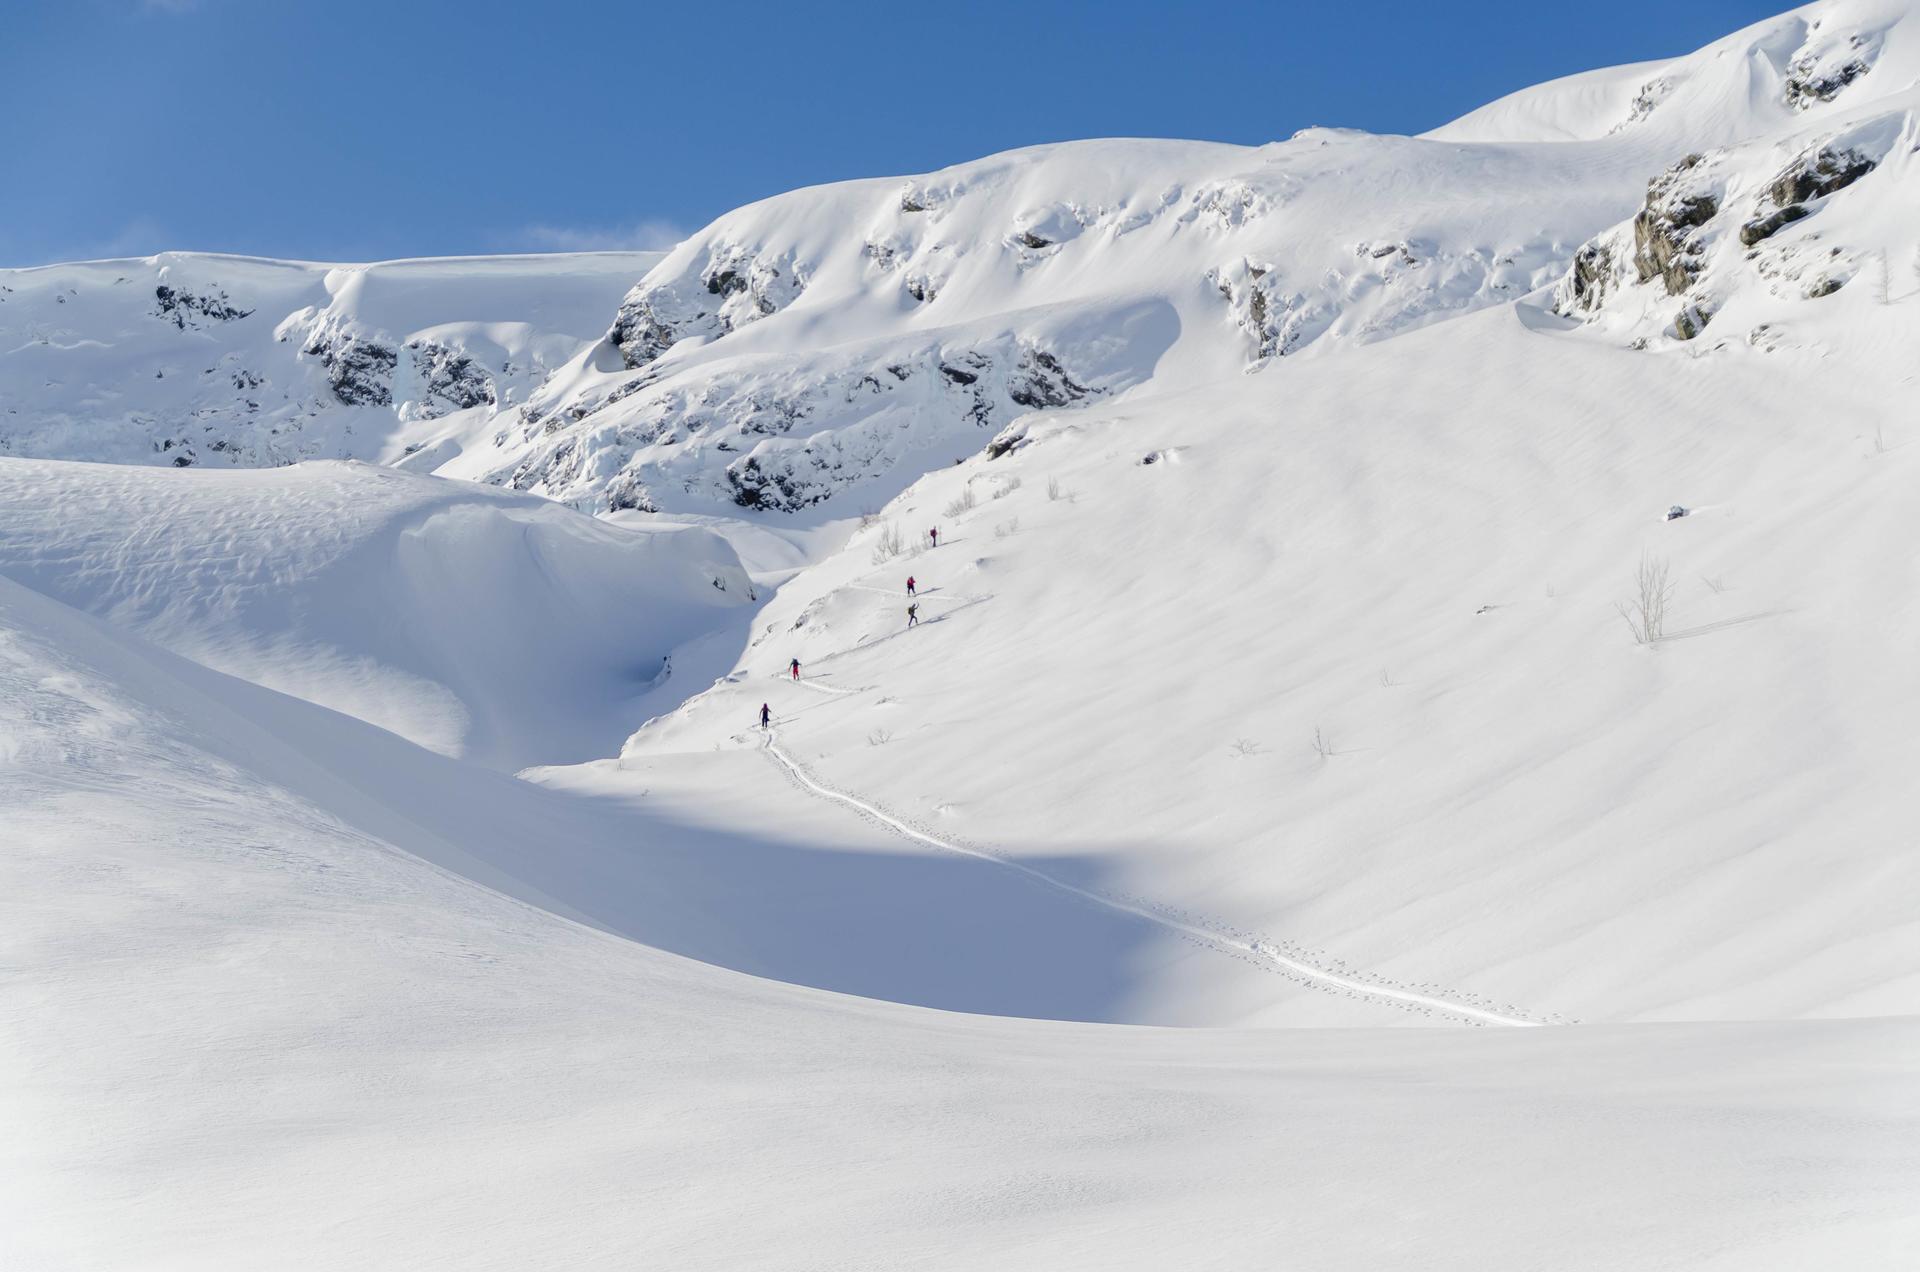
[0,459,750,768]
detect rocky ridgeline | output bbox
[1555,108,1897,343]
[498,333,1103,513]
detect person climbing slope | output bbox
[906,575,916,596]
[906,602,920,628]
[928,527,939,548]
[760,702,771,729]
[790,658,801,681]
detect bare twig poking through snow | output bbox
[1379,669,1396,688]
[870,522,904,564]
[1701,574,1728,595]
[1046,476,1069,502]
[992,476,1021,499]
[943,488,977,518]
[1311,727,1333,761]
[867,728,893,747]
[1616,553,1675,644]
[1228,738,1263,757]
[858,508,881,529]
[993,518,1020,539]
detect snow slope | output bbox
[635,288,1920,1027]
[0,250,661,472]
[5,573,1917,1270]
[5,0,1920,1265]
[0,458,749,769]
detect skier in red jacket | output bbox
[789,658,800,681]
[906,575,917,596]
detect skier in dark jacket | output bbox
[760,703,771,729]
[929,527,939,548]
[906,602,920,628]
[790,658,801,681]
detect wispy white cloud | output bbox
[507,220,686,254]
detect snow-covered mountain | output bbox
[0,251,661,471]
[8,1,1920,1268]
[9,2,1917,522]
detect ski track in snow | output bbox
[760,722,1551,1029]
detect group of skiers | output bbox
[761,532,941,729]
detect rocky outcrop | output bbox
[1632,155,1720,296]
[153,284,252,330]
[607,247,808,370]
[301,320,398,407]
[497,334,1110,515]
[1766,143,1876,207]
[404,340,495,418]
[1738,205,1811,247]
[1560,241,1619,312]
[1784,34,1874,110]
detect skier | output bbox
[907,602,920,628]
[760,703,771,729]
[929,527,939,548]
[906,575,917,597]
[790,657,801,681]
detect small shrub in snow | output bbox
[868,728,893,747]
[943,488,977,518]
[993,476,1022,500]
[1700,574,1727,594]
[1311,727,1333,761]
[1228,738,1263,757]
[1616,553,1674,645]
[858,508,882,529]
[870,522,905,564]
[1046,476,1070,502]
[993,518,1021,539]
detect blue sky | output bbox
[2,0,1786,265]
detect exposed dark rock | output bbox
[302,325,398,407]
[1767,145,1876,207]
[1785,39,1871,110]
[1632,157,1720,296]
[1017,231,1052,250]
[608,248,806,369]
[1561,241,1617,312]
[1674,302,1715,341]
[406,340,496,416]
[1739,204,1811,246]
[154,284,252,330]
[1807,276,1845,298]
[939,363,979,386]
[1007,349,1092,409]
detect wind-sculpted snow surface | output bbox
[0,458,750,768]
[5,570,1917,1269]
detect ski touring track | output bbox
[748,576,1556,1026]
[760,721,1556,1028]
